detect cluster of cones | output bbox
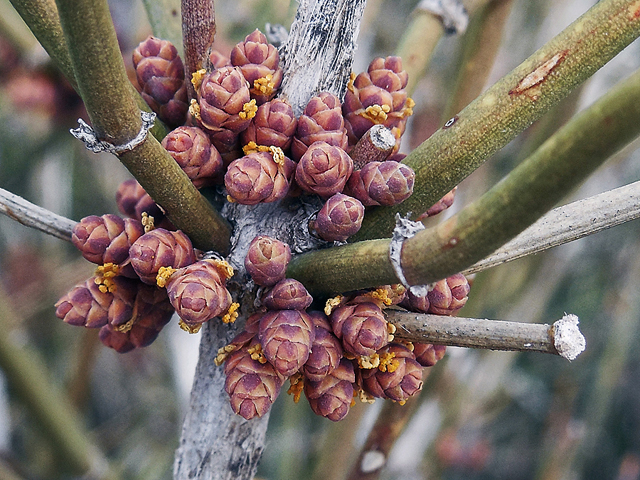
[54,29,469,421]
[217,235,470,421]
[132,29,423,243]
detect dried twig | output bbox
[388,310,586,361]
[181,0,215,100]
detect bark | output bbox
[173,2,365,475]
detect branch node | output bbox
[389,214,425,289]
[70,111,156,155]
[416,0,469,35]
[551,313,586,361]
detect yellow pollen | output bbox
[387,322,396,343]
[221,302,240,324]
[226,195,236,203]
[243,141,260,155]
[191,68,207,91]
[401,97,415,118]
[189,99,201,120]
[247,343,267,364]
[359,353,380,370]
[179,319,202,334]
[210,259,234,279]
[367,288,393,306]
[94,264,120,293]
[324,295,343,316]
[239,99,257,120]
[378,351,399,373]
[253,74,276,95]
[398,400,407,406]
[156,266,177,288]
[362,104,391,123]
[214,344,238,366]
[141,212,155,232]
[269,146,285,166]
[347,72,356,93]
[287,373,304,403]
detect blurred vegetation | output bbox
[1,0,640,479]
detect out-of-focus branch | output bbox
[357,0,640,240]
[142,0,183,55]
[388,310,585,361]
[463,181,640,275]
[0,187,75,241]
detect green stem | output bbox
[356,0,640,241]
[0,287,115,479]
[142,0,183,55]
[55,0,231,253]
[289,66,640,296]
[9,0,169,140]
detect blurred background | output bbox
[1,0,640,478]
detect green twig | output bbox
[54,0,231,253]
[0,286,115,479]
[442,0,514,120]
[9,0,169,140]
[142,0,183,55]
[288,66,640,296]
[357,0,640,241]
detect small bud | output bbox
[413,343,446,367]
[244,235,292,287]
[417,187,457,220]
[161,126,224,187]
[129,228,196,284]
[428,273,470,315]
[165,260,233,326]
[360,343,423,402]
[295,142,353,198]
[132,36,188,127]
[224,341,284,419]
[262,278,313,311]
[240,98,297,151]
[291,92,349,161]
[312,194,364,242]
[198,66,252,134]
[346,161,414,206]
[259,309,315,377]
[303,311,343,382]
[225,151,294,204]
[330,302,389,357]
[304,358,355,421]
[72,214,144,267]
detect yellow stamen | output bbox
[366,288,393,306]
[179,319,202,334]
[358,353,380,370]
[378,351,399,373]
[221,302,240,324]
[156,266,177,288]
[398,400,407,406]
[94,263,120,293]
[214,344,238,366]
[387,322,396,343]
[287,373,304,403]
[402,97,415,118]
[191,68,207,91]
[141,212,155,233]
[247,343,267,364]
[189,99,201,120]
[347,72,356,93]
[115,316,136,333]
[324,295,343,316]
[269,146,285,166]
[362,104,391,124]
[243,141,260,155]
[209,259,234,279]
[238,99,257,120]
[253,74,276,96]
[226,195,236,203]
